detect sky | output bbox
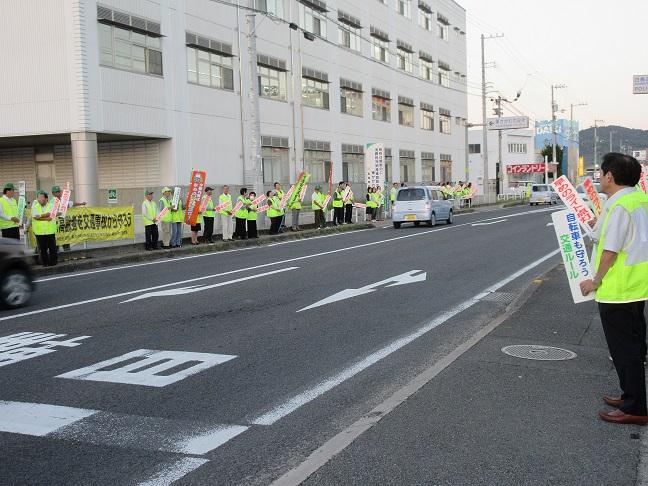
[458,0,648,135]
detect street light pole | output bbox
[551,84,566,181]
[569,102,587,182]
[593,119,605,176]
[481,33,503,202]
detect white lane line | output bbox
[35,228,374,283]
[138,458,210,486]
[0,401,97,436]
[5,207,555,322]
[251,248,560,425]
[472,219,508,226]
[547,222,554,226]
[0,267,297,322]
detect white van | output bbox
[392,186,453,228]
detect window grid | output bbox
[397,49,413,73]
[440,113,451,134]
[99,23,163,76]
[372,37,390,63]
[258,65,287,101]
[398,103,414,127]
[420,59,434,80]
[302,77,330,109]
[338,24,361,52]
[340,88,363,117]
[372,96,391,122]
[299,3,327,37]
[187,47,234,90]
[421,109,434,131]
[397,0,411,19]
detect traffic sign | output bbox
[634,75,648,94]
[486,116,529,130]
[107,188,118,204]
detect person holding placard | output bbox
[580,153,648,425]
[267,190,283,235]
[247,191,259,239]
[52,185,85,251]
[171,193,184,248]
[312,185,326,229]
[344,183,354,224]
[0,183,21,240]
[332,183,345,226]
[141,189,159,251]
[31,191,57,266]
[202,187,215,243]
[158,187,173,249]
[219,185,234,242]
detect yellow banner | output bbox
[28,206,135,246]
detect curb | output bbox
[33,223,374,277]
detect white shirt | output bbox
[0,195,15,221]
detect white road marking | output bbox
[121,267,298,303]
[138,458,210,486]
[0,401,97,436]
[298,270,427,312]
[3,207,556,322]
[0,332,90,368]
[472,219,508,226]
[251,248,560,425]
[547,222,554,226]
[57,349,236,387]
[35,228,374,283]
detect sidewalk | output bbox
[304,265,644,485]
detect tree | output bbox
[541,144,564,178]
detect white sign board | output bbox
[551,210,595,304]
[632,150,647,162]
[550,175,595,235]
[633,75,648,95]
[486,116,530,130]
[365,143,385,187]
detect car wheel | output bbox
[393,222,402,229]
[447,211,453,224]
[0,269,32,309]
[429,213,436,227]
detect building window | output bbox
[469,144,481,154]
[187,47,234,90]
[372,37,389,63]
[398,102,414,127]
[419,9,433,31]
[440,112,451,134]
[342,152,364,183]
[99,23,163,75]
[508,143,528,154]
[396,0,411,19]
[440,155,452,181]
[397,48,413,73]
[339,24,361,52]
[258,65,287,101]
[421,109,434,131]
[400,155,415,182]
[438,68,450,88]
[299,3,327,37]
[437,21,448,40]
[262,146,289,183]
[341,87,363,117]
[254,0,283,18]
[385,154,393,182]
[302,77,329,109]
[420,59,434,80]
[372,95,391,122]
[304,150,331,183]
[422,155,435,182]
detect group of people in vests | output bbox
[440,181,473,201]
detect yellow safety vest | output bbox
[0,196,19,229]
[142,199,157,226]
[219,194,232,215]
[31,200,57,235]
[235,195,248,219]
[159,197,173,222]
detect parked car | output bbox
[0,237,34,309]
[529,184,558,205]
[392,186,453,228]
[576,182,608,209]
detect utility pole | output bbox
[481,33,503,201]
[593,119,605,176]
[610,130,616,153]
[569,102,587,182]
[551,84,566,180]
[491,91,521,194]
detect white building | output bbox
[468,128,552,192]
[0,0,468,207]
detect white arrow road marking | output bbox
[546,222,554,226]
[472,219,508,226]
[297,270,426,312]
[121,267,298,303]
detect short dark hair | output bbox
[266,190,272,198]
[249,191,256,198]
[274,181,280,187]
[601,152,641,187]
[240,187,247,195]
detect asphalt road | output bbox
[0,204,562,485]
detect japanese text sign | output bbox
[551,176,594,234]
[582,178,603,216]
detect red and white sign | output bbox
[59,189,71,217]
[155,207,169,223]
[279,185,296,210]
[322,195,331,208]
[231,200,244,215]
[256,204,269,213]
[639,172,648,194]
[342,186,352,202]
[299,184,308,202]
[583,178,603,216]
[184,170,207,225]
[353,202,367,209]
[199,195,211,213]
[214,200,231,212]
[251,194,266,206]
[49,198,61,219]
[506,163,555,174]
[551,176,595,233]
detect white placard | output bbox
[365,143,385,188]
[551,210,595,304]
[550,175,595,235]
[172,186,181,210]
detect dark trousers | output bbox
[203,216,214,243]
[334,207,344,225]
[1,227,20,239]
[144,224,159,250]
[247,219,258,238]
[36,234,57,266]
[344,204,353,223]
[270,216,281,234]
[600,301,648,416]
[314,209,325,228]
[234,217,247,239]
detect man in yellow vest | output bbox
[274,182,285,233]
[219,185,234,241]
[0,183,21,239]
[246,191,259,238]
[158,187,173,249]
[267,190,283,234]
[312,185,326,229]
[31,191,58,266]
[142,189,159,250]
[171,190,184,248]
[344,182,354,224]
[580,153,648,425]
[289,188,302,231]
[332,183,345,226]
[202,187,215,243]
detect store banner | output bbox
[582,178,603,216]
[29,206,135,246]
[552,209,595,304]
[365,143,385,188]
[184,170,207,225]
[551,176,594,234]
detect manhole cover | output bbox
[481,292,517,304]
[501,345,577,361]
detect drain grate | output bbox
[501,344,577,361]
[481,292,517,304]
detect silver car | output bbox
[392,186,453,228]
[529,184,558,206]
